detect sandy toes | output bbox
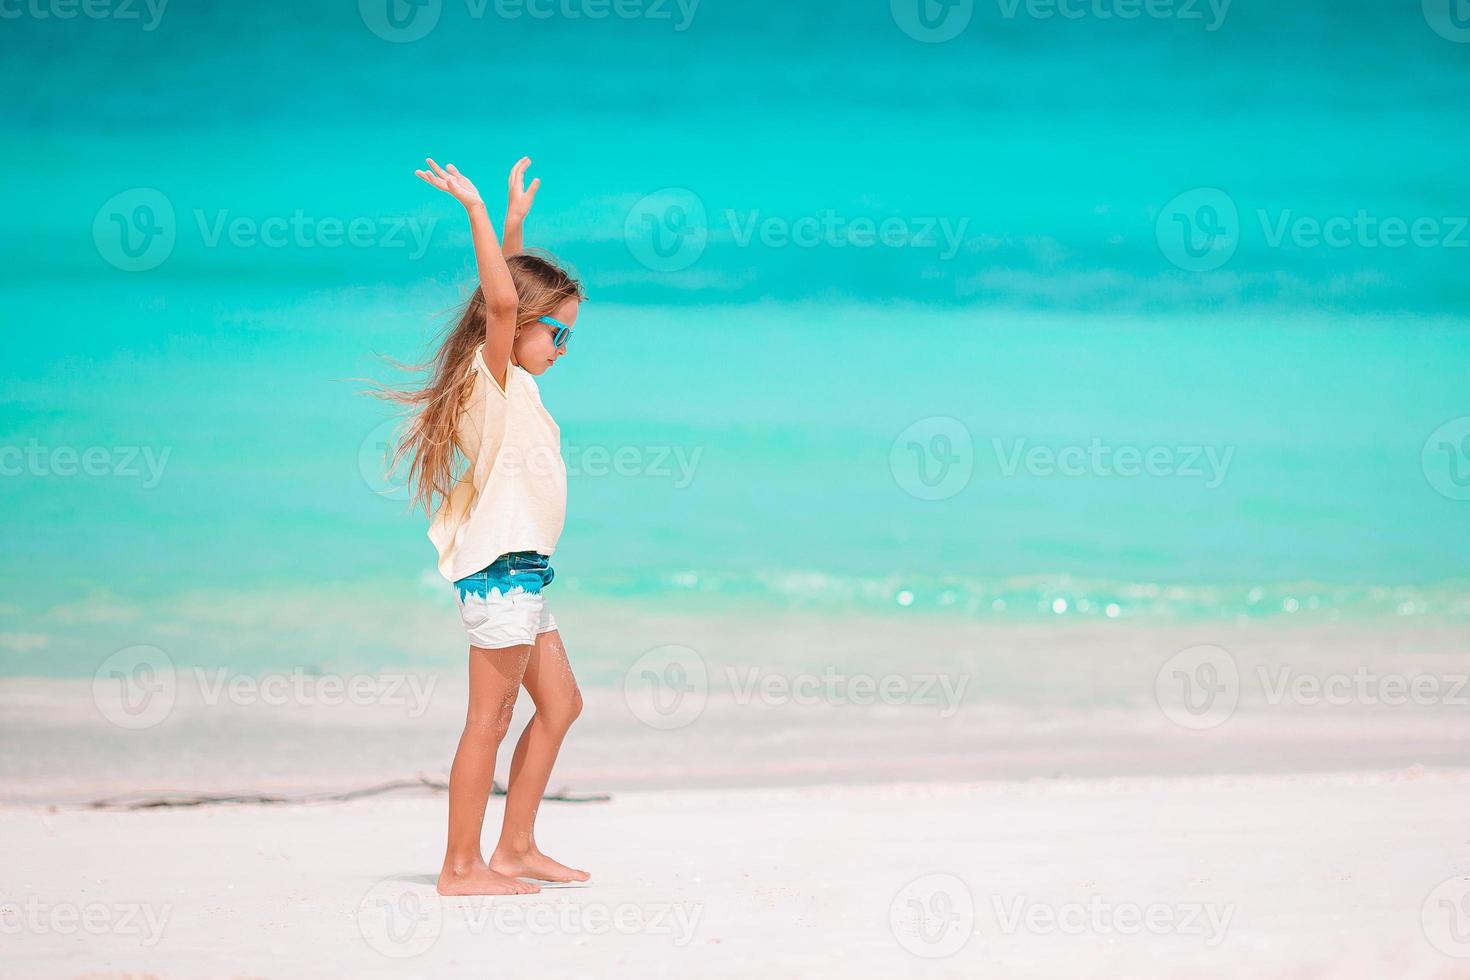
[490,848,591,883]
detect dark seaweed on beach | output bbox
[78,776,611,811]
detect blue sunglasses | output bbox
[538,315,572,350]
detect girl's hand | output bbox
[506,156,540,224]
[415,158,484,211]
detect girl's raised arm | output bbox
[502,156,540,257]
[415,157,519,391]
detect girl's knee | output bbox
[464,708,514,743]
[541,691,582,732]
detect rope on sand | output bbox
[79,776,612,811]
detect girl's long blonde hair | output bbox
[370,251,585,515]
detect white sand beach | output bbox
[4,618,1469,977]
[5,769,1470,978]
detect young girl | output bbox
[382,156,589,896]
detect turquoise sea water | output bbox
[3,0,1469,675]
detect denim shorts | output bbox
[451,551,558,650]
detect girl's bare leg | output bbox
[437,643,542,896]
[490,629,590,882]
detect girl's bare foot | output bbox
[437,860,541,895]
[490,846,590,883]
